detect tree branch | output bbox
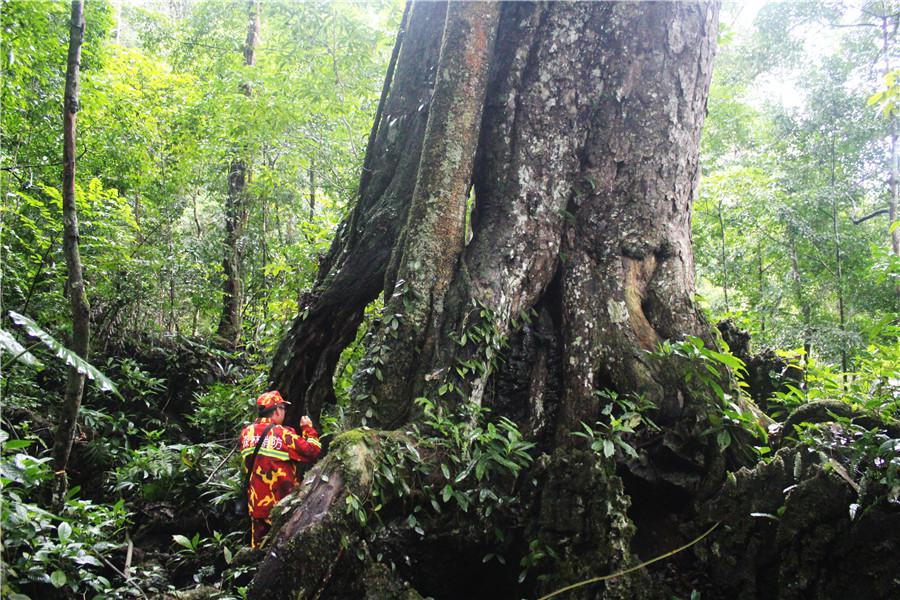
[831,22,879,28]
[851,207,889,224]
[1,146,88,171]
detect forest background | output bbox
[0,0,898,599]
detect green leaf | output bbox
[475,460,486,481]
[73,554,102,567]
[50,570,66,588]
[172,534,193,550]
[7,311,121,398]
[3,439,32,450]
[602,439,615,458]
[380,464,395,484]
[717,429,731,449]
[0,328,41,367]
[454,490,470,512]
[58,521,72,542]
[223,546,233,564]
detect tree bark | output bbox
[254,4,900,598]
[217,0,260,347]
[308,162,315,221]
[359,0,501,427]
[260,1,746,597]
[53,0,89,506]
[257,3,900,599]
[880,11,900,297]
[270,0,435,425]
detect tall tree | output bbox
[272,0,730,468]
[53,0,89,505]
[261,2,744,597]
[217,0,260,347]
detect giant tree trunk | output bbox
[53,0,89,506]
[261,2,899,599]
[217,0,260,347]
[273,0,725,487]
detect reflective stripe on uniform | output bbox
[241,446,290,461]
[305,437,321,449]
[257,448,290,460]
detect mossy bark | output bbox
[217,0,260,347]
[248,431,376,599]
[270,1,446,425]
[248,429,432,600]
[690,447,900,600]
[253,2,896,599]
[54,0,89,505]
[530,449,653,600]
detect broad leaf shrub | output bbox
[187,371,262,439]
[769,341,900,420]
[111,440,233,503]
[654,335,769,454]
[573,389,659,460]
[1,432,131,599]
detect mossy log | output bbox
[782,400,900,440]
[690,447,900,599]
[249,431,377,599]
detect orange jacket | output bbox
[239,418,321,519]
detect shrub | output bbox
[1,433,132,599]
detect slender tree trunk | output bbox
[53,0,89,506]
[217,0,260,347]
[830,129,847,375]
[192,191,202,236]
[167,226,178,335]
[308,162,315,221]
[890,117,899,258]
[718,198,729,313]
[881,12,900,297]
[757,238,766,337]
[789,234,812,387]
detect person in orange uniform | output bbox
[239,390,321,548]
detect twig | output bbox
[20,233,60,316]
[851,207,889,225]
[125,535,134,578]
[2,416,20,439]
[536,521,722,600]
[98,551,150,600]
[204,446,238,485]
[1,146,88,171]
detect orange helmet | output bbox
[256,390,291,408]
